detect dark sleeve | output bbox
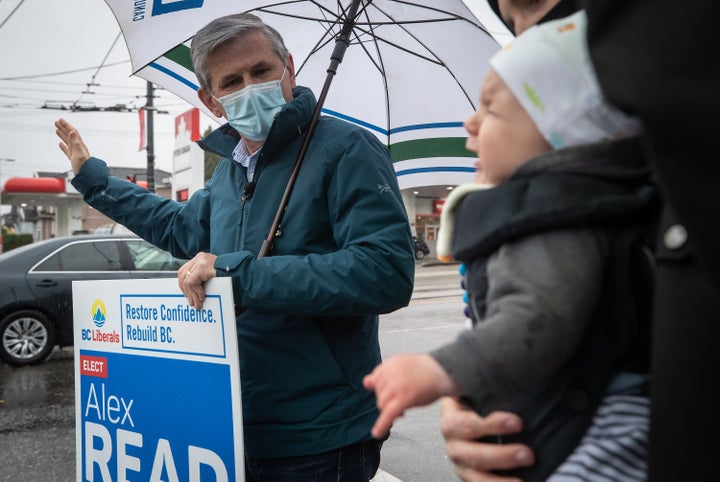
[586,4,720,480]
[432,228,608,412]
[586,0,720,295]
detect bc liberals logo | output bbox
[133,0,204,22]
[152,0,204,16]
[91,299,107,328]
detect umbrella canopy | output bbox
[104,1,500,189]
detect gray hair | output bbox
[191,13,289,93]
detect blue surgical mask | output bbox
[217,68,287,141]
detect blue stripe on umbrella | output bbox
[148,61,199,91]
[321,108,464,136]
[390,122,464,134]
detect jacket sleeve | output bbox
[215,129,415,316]
[71,156,211,259]
[431,227,609,412]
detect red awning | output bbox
[3,177,66,193]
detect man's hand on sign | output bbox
[178,252,218,309]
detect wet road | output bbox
[1,347,76,481]
[0,263,465,481]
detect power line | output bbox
[0,85,143,97]
[75,32,122,104]
[2,79,141,89]
[42,102,138,113]
[0,0,25,30]
[0,60,130,81]
[0,91,182,113]
[0,120,177,137]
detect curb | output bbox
[372,469,403,482]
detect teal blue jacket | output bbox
[71,86,415,457]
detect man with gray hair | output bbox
[56,12,414,481]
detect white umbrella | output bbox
[105,0,497,158]
[104,0,499,254]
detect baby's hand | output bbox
[363,354,459,438]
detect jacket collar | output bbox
[512,136,650,183]
[197,86,316,160]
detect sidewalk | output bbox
[373,469,403,482]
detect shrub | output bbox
[2,233,34,252]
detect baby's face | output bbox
[465,69,551,185]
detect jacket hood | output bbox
[512,136,650,183]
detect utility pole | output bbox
[0,157,15,210]
[145,81,156,193]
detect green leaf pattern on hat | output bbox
[523,81,544,112]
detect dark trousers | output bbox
[244,439,382,482]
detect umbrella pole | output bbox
[257,0,362,259]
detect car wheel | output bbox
[415,249,426,260]
[0,310,56,366]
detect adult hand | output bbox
[363,354,459,439]
[55,118,91,174]
[440,397,534,482]
[178,252,218,309]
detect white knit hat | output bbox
[489,10,640,149]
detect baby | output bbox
[364,10,654,481]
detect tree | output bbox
[203,126,221,182]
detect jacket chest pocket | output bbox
[208,195,245,254]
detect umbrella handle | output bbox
[257,0,363,259]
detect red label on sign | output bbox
[80,355,108,378]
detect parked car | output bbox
[0,234,188,366]
[413,236,430,260]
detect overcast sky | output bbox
[0,0,510,185]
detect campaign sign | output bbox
[72,278,242,482]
